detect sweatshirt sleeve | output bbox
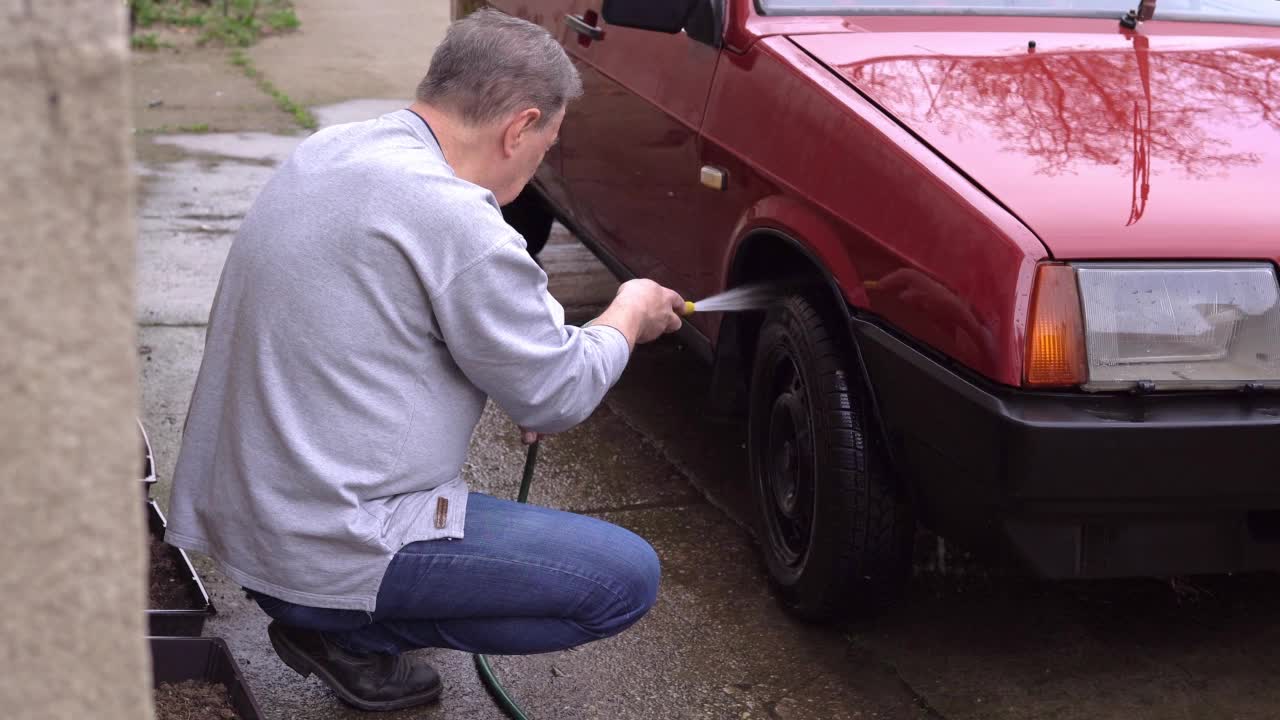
[429,235,631,434]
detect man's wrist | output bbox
[586,304,639,352]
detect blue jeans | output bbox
[250,492,661,656]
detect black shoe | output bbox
[267,620,442,711]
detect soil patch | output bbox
[150,535,194,609]
[154,680,240,720]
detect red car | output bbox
[490,0,1280,619]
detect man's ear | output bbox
[502,108,543,157]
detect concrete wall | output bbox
[0,2,151,719]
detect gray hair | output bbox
[417,9,583,128]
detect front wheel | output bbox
[748,295,912,620]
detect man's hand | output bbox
[589,279,685,351]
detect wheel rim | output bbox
[759,351,817,578]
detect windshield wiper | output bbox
[1121,0,1156,28]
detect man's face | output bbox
[495,107,564,205]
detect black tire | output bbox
[748,295,912,620]
[501,185,553,257]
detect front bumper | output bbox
[853,318,1280,579]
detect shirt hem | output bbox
[164,529,380,613]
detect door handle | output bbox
[564,13,605,41]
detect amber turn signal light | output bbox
[1025,264,1088,387]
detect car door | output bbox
[556,3,724,307]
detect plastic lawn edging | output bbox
[147,499,215,636]
[139,418,157,499]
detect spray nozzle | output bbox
[682,301,696,316]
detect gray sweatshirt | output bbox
[165,110,630,612]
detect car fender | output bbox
[722,193,870,311]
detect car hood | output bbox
[792,28,1280,261]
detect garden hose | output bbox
[475,653,530,720]
[473,439,540,720]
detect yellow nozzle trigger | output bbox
[683,301,696,316]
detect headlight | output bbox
[1074,263,1280,391]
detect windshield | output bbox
[760,0,1280,25]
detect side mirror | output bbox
[602,0,700,34]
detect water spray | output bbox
[681,282,789,315]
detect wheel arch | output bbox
[710,213,864,420]
[722,229,854,385]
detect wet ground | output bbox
[135,3,1280,719]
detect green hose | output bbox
[474,439,540,719]
[475,653,531,720]
[517,440,539,504]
